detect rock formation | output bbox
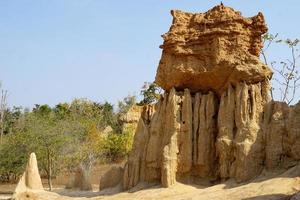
[99,166,124,190]
[123,4,300,190]
[265,101,300,170]
[12,153,44,199]
[7,5,300,200]
[119,105,143,133]
[155,5,272,95]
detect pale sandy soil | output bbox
[0,163,121,200]
[2,164,300,200]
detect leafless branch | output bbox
[0,88,8,144]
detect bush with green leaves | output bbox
[103,127,134,162]
[139,82,162,105]
[0,98,136,188]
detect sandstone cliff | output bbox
[124,86,300,190]
[155,5,272,95]
[123,4,300,190]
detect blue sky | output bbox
[1,0,300,108]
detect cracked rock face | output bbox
[155,5,272,95]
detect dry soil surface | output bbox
[2,165,300,200]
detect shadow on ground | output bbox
[54,187,120,198]
[242,194,290,200]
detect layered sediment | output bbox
[123,4,300,190]
[155,5,272,95]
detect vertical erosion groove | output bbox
[177,89,193,174]
[192,93,201,166]
[124,81,273,189]
[161,88,179,187]
[216,85,235,180]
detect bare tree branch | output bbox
[0,87,8,144]
[263,35,300,105]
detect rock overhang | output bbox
[155,4,272,95]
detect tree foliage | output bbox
[0,98,136,187]
[103,124,135,162]
[139,82,162,105]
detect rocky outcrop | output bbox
[12,153,44,199]
[99,166,123,190]
[265,102,289,170]
[119,105,143,124]
[123,4,300,190]
[286,102,300,161]
[265,101,300,170]
[123,105,155,190]
[119,105,143,133]
[123,81,272,189]
[155,5,272,95]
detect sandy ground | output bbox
[2,164,300,200]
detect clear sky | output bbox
[1,0,300,108]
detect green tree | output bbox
[0,97,137,186]
[0,132,30,182]
[103,129,134,162]
[139,82,162,105]
[32,104,52,116]
[69,123,104,178]
[2,106,22,135]
[53,103,70,119]
[25,110,72,190]
[101,101,117,131]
